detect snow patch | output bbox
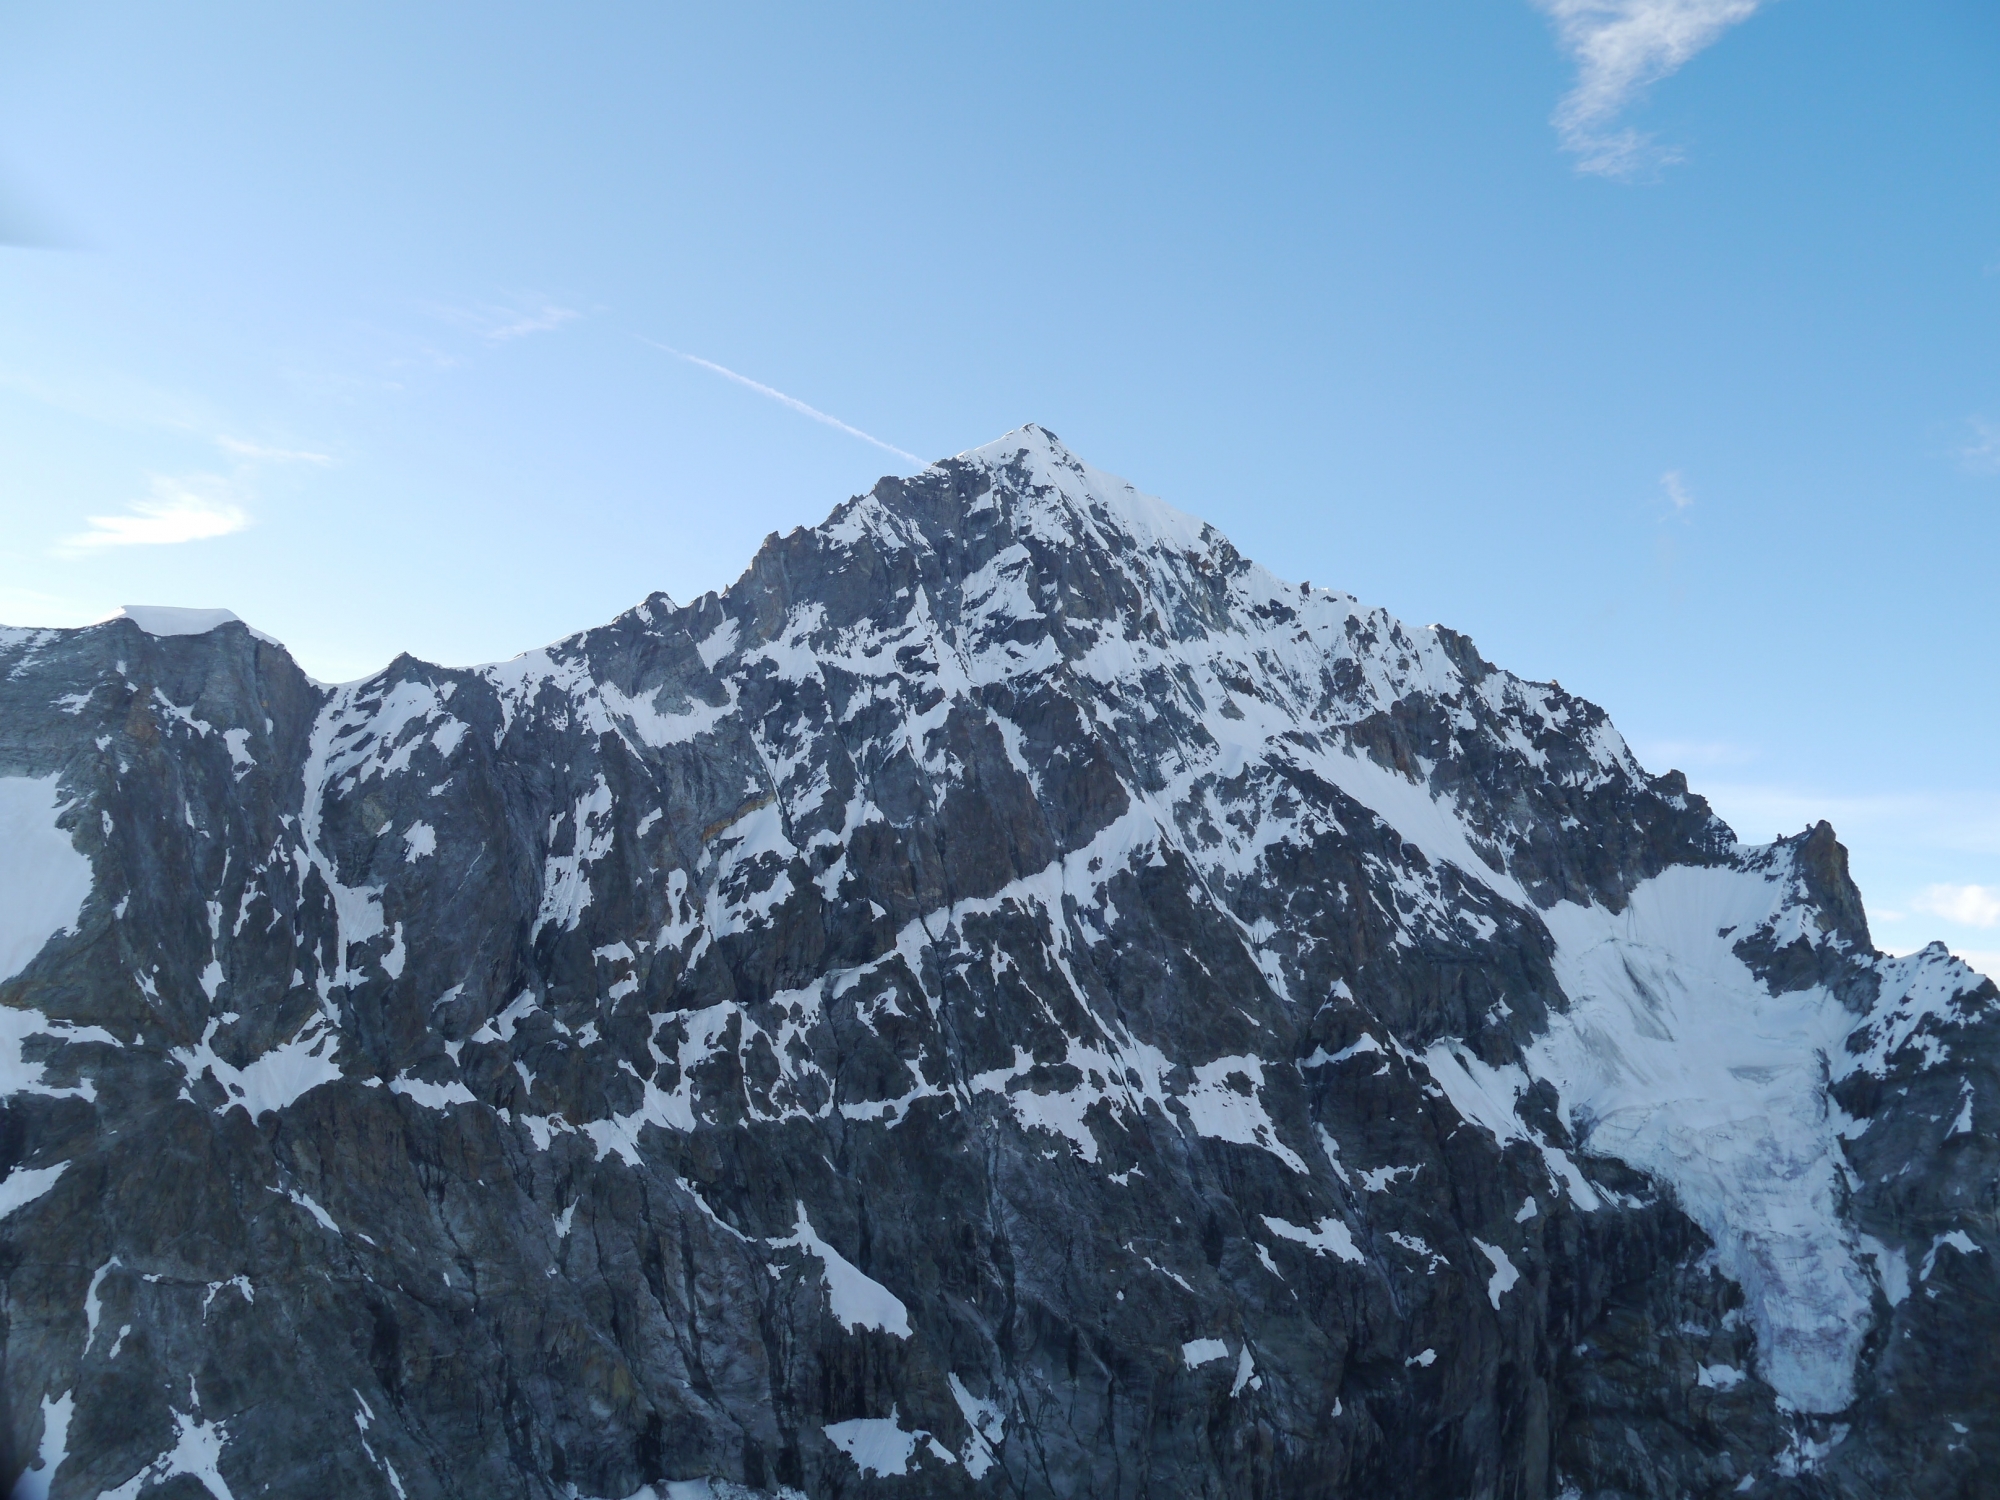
[1919,1230,1980,1282]
[822,1408,948,1478]
[174,1020,344,1120]
[1182,1338,1230,1368]
[0,1162,68,1219]
[0,774,93,983]
[1261,1213,1362,1264]
[1179,1056,1308,1173]
[0,1004,115,1104]
[288,1190,340,1234]
[84,1258,118,1351]
[772,1202,911,1337]
[389,1074,476,1110]
[13,1390,73,1500]
[1230,1345,1261,1396]
[947,1374,1006,1479]
[99,1396,236,1500]
[1473,1238,1519,1308]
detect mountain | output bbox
[0,426,1993,1500]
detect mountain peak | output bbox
[952,420,1073,469]
[940,424,1217,558]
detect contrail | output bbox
[637,336,922,467]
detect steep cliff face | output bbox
[0,427,1992,1500]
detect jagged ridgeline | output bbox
[0,426,1993,1500]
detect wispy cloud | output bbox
[425,299,583,345]
[217,436,332,464]
[483,304,579,342]
[639,337,922,467]
[1914,884,2000,929]
[1532,0,1768,177]
[1647,468,1697,600]
[1960,417,2000,475]
[55,476,250,555]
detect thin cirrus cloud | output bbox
[55,476,250,556]
[1531,0,1769,178]
[1914,884,2000,930]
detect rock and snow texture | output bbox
[0,425,1994,1499]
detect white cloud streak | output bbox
[639,337,922,467]
[1661,470,1694,509]
[1532,0,1768,177]
[1914,884,2000,930]
[217,436,332,464]
[56,477,249,555]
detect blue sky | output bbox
[1,1,1995,967]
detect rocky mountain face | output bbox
[0,426,1993,1500]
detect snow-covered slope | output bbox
[0,425,1992,1499]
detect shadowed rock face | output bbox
[0,427,1992,1500]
